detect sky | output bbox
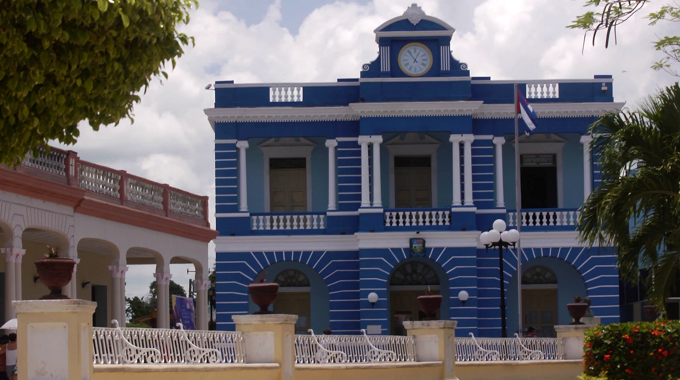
[53,0,678,300]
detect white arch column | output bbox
[462,135,475,206]
[154,271,172,329]
[109,265,128,325]
[371,136,383,208]
[358,136,372,208]
[449,135,462,206]
[1,248,24,320]
[236,141,249,212]
[580,135,593,200]
[194,279,211,330]
[493,137,506,208]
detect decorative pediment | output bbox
[259,137,315,147]
[404,4,426,25]
[385,133,441,145]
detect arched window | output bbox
[274,269,310,287]
[390,261,439,286]
[522,266,557,285]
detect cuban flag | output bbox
[517,91,538,134]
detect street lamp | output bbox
[480,219,519,337]
[367,292,379,308]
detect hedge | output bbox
[583,320,680,380]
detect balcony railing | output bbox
[12,146,210,226]
[455,333,564,362]
[93,321,245,365]
[507,209,580,228]
[384,208,451,227]
[251,212,326,230]
[295,330,415,364]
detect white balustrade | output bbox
[170,191,204,218]
[384,210,451,227]
[295,330,415,364]
[270,86,304,102]
[93,320,246,365]
[79,163,121,198]
[127,178,164,209]
[507,210,580,227]
[525,82,559,99]
[22,146,66,175]
[251,214,326,230]
[455,333,564,362]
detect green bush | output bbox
[584,321,680,380]
[125,322,151,328]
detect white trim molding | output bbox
[260,138,315,212]
[385,133,440,208]
[474,102,626,119]
[349,101,483,117]
[205,106,358,123]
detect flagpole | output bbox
[514,83,523,336]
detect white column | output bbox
[325,140,338,211]
[580,135,593,200]
[358,136,372,208]
[154,272,172,329]
[119,274,127,324]
[1,248,22,320]
[194,279,210,330]
[493,137,506,208]
[462,135,475,206]
[109,265,128,325]
[14,250,25,301]
[449,135,462,206]
[371,136,383,208]
[236,141,249,212]
[68,258,80,299]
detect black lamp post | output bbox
[480,219,520,338]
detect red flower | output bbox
[630,350,635,354]
[626,369,634,375]
[663,350,669,357]
[604,354,611,361]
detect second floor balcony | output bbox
[215,132,597,236]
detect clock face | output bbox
[398,43,433,76]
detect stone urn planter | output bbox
[417,289,442,320]
[644,305,660,321]
[567,296,589,325]
[248,278,279,314]
[35,247,76,299]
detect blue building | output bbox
[205,4,624,337]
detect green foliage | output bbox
[583,321,680,380]
[126,321,152,328]
[126,295,152,321]
[568,0,680,76]
[0,0,196,166]
[577,83,680,311]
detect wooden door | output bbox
[522,289,558,337]
[394,156,432,208]
[270,158,307,212]
[274,292,311,333]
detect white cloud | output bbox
[53,0,678,299]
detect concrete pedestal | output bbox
[14,299,96,380]
[554,325,589,360]
[233,314,298,380]
[404,320,458,380]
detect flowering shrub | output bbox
[583,320,680,380]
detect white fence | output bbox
[252,214,326,230]
[22,146,66,175]
[456,333,564,362]
[93,321,246,364]
[295,330,416,364]
[525,82,559,99]
[79,163,121,198]
[507,210,580,227]
[270,86,303,102]
[384,209,451,227]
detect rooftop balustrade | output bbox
[11,146,209,227]
[384,208,451,230]
[507,209,581,231]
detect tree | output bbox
[569,0,680,76]
[0,0,196,166]
[577,83,680,313]
[126,295,152,321]
[149,280,187,312]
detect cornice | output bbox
[75,197,218,243]
[348,101,484,117]
[0,167,85,208]
[204,107,358,123]
[205,101,625,123]
[473,102,626,119]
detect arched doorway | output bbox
[389,260,440,335]
[521,266,558,337]
[273,269,311,333]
